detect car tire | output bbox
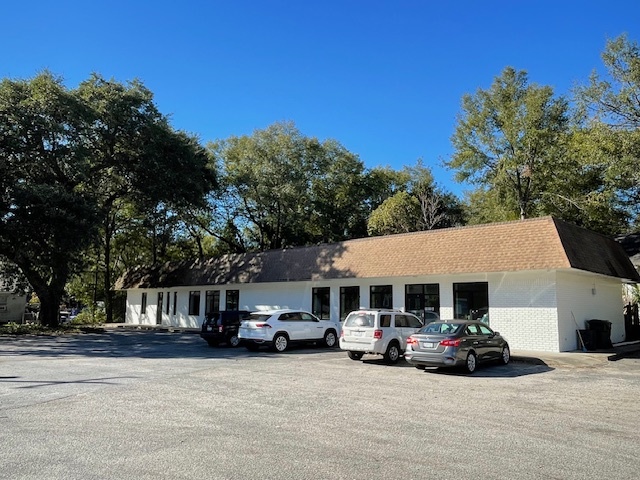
[245,342,260,352]
[500,345,510,365]
[323,330,337,348]
[347,351,363,360]
[227,334,241,348]
[383,342,401,364]
[272,333,289,352]
[465,351,477,373]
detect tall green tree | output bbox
[447,67,570,220]
[209,122,373,251]
[75,74,216,322]
[0,72,216,326]
[0,72,98,326]
[575,34,640,226]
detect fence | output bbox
[624,303,640,341]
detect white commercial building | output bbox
[116,217,640,353]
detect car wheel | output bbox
[245,343,260,352]
[272,333,289,352]
[465,351,477,373]
[383,342,400,364]
[323,330,337,348]
[347,351,363,360]
[500,345,510,365]
[227,334,241,348]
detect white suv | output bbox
[239,309,340,352]
[339,309,423,364]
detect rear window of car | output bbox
[419,323,462,335]
[249,314,272,322]
[344,313,374,327]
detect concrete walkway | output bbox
[512,341,640,368]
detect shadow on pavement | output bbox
[0,330,342,360]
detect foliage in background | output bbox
[575,33,640,229]
[448,67,570,221]
[208,122,387,251]
[0,72,215,326]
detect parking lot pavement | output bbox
[1,330,639,480]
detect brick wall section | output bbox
[488,271,559,352]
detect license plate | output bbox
[422,342,435,348]
[352,331,363,337]
[206,326,212,332]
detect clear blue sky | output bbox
[2,1,639,196]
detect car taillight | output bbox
[255,323,272,328]
[406,336,417,346]
[440,338,461,347]
[340,330,344,337]
[373,329,383,339]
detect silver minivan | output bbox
[339,309,423,364]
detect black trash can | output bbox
[585,320,613,350]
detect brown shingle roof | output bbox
[115,217,640,290]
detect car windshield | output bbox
[419,323,462,335]
[344,313,374,327]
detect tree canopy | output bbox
[208,122,375,251]
[0,72,215,326]
[447,67,570,220]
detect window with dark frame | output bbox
[141,292,147,315]
[173,292,177,315]
[156,292,163,325]
[340,286,360,321]
[312,287,331,319]
[405,283,440,321]
[453,282,489,320]
[225,290,239,311]
[370,285,392,309]
[188,291,201,316]
[205,290,220,316]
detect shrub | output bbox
[71,308,106,325]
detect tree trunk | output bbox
[103,210,116,324]
[38,290,61,328]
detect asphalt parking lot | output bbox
[1,330,639,480]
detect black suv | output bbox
[200,311,251,347]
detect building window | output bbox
[225,290,239,311]
[405,284,440,321]
[173,292,177,315]
[141,292,147,315]
[340,286,360,321]
[312,287,330,319]
[166,292,170,314]
[189,291,201,316]
[205,290,220,316]
[156,292,163,325]
[453,282,489,321]
[370,285,392,309]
